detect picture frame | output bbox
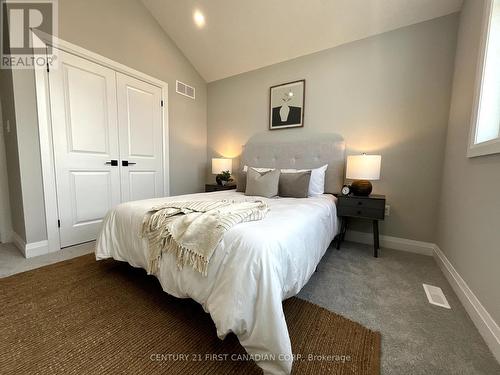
[269,79,305,130]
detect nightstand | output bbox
[205,184,237,192]
[336,194,386,257]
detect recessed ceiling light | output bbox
[193,10,205,28]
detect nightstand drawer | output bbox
[339,197,385,210]
[205,184,236,192]
[337,205,385,220]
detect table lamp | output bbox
[211,158,233,185]
[346,154,381,196]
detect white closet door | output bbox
[116,73,164,202]
[49,50,121,248]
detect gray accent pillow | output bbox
[279,171,312,198]
[245,168,280,198]
[236,171,246,192]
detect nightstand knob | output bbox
[357,201,363,205]
[357,210,362,215]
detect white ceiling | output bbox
[141,0,463,82]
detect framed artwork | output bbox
[269,79,305,130]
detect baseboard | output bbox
[11,232,49,258]
[345,230,435,256]
[433,245,500,364]
[11,231,26,256]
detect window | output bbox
[469,0,500,157]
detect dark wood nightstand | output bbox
[336,194,386,257]
[205,184,237,192]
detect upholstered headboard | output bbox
[240,132,346,194]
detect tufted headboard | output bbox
[240,132,346,194]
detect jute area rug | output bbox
[0,254,380,374]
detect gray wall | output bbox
[0,90,13,243]
[208,15,459,242]
[4,0,207,243]
[11,69,47,243]
[436,0,500,325]
[0,67,25,241]
[1,10,47,244]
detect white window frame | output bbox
[468,0,500,157]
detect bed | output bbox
[96,132,345,375]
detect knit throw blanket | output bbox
[141,200,269,276]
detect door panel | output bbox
[50,50,121,248]
[126,87,155,157]
[128,171,156,201]
[117,73,163,202]
[70,171,113,224]
[65,68,110,154]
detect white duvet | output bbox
[96,191,338,374]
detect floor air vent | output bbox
[176,80,195,99]
[423,284,451,309]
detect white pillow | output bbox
[243,164,328,196]
[242,165,273,173]
[282,164,328,196]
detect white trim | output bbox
[34,53,60,253]
[433,245,500,363]
[345,230,435,256]
[35,31,168,89]
[11,231,25,256]
[33,32,170,253]
[25,240,49,258]
[467,0,500,158]
[162,90,170,199]
[468,138,500,157]
[11,232,49,258]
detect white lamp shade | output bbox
[346,155,381,180]
[211,158,232,174]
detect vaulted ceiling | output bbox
[141,0,463,82]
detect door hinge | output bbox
[161,100,164,107]
[47,63,50,73]
[57,219,60,228]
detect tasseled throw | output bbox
[141,199,269,276]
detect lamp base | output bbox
[351,180,372,196]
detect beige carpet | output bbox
[0,254,380,374]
